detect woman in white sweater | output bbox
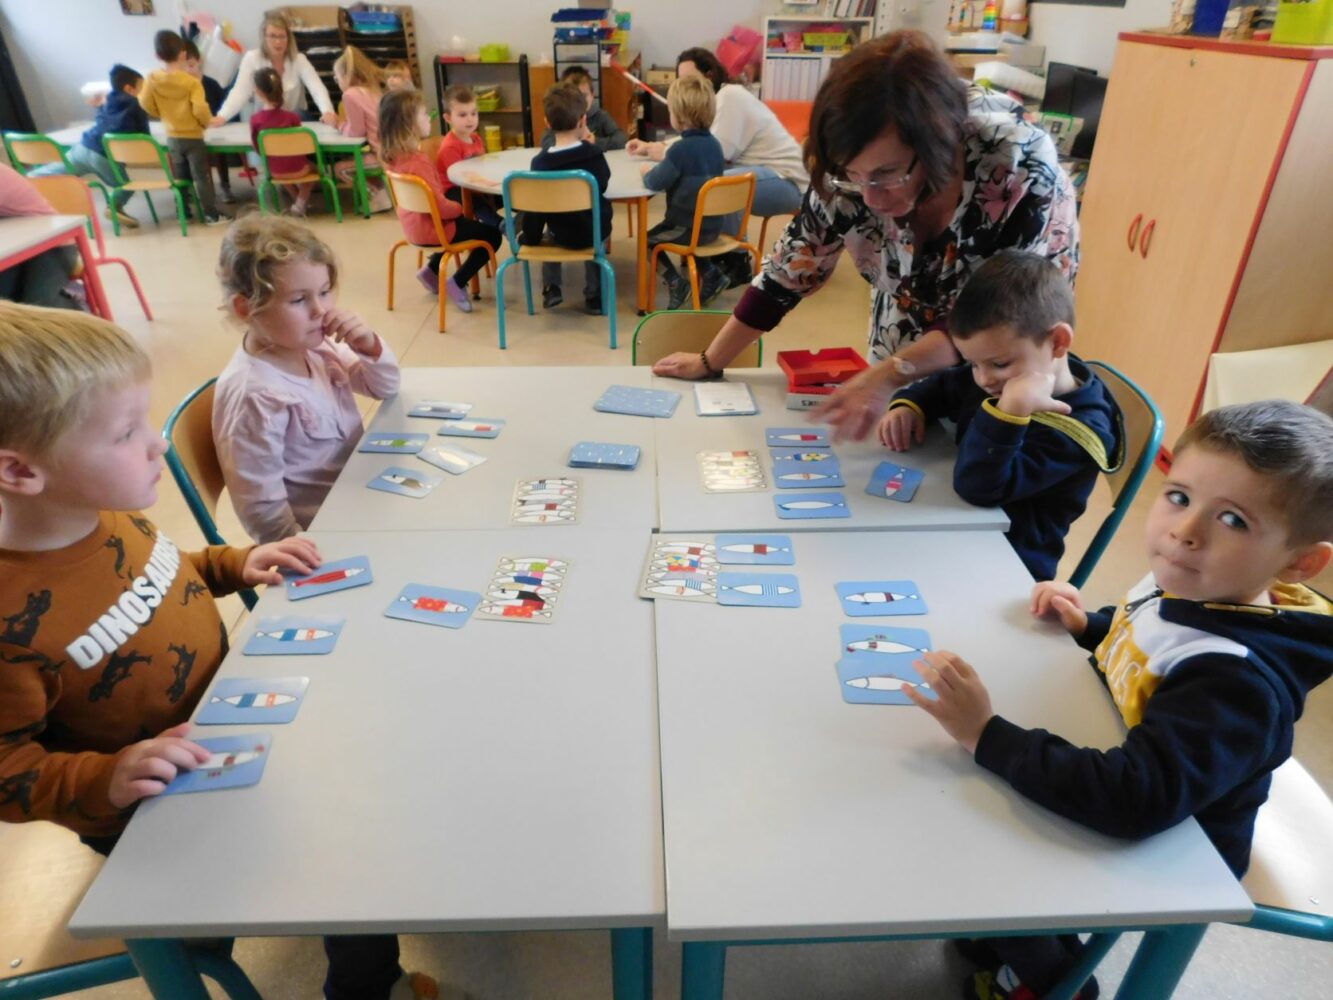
[211,13,336,126]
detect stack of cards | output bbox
[638,538,718,602]
[408,400,472,419]
[285,557,373,600]
[694,381,758,416]
[511,477,580,525]
[866,461,923,502]
[698,450,766,493]
[476,556,569,624]
[437,417,505,439]
[568,442,641,470]
[243,616,344,655]
[594,384,681,418]
[368,466,443,498]
[418,441,487,475]
[358,433,429,455]
[196,678,309,725]
[385,583,481,629]
[836,625,934,705]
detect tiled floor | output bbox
[7,188,1329,999]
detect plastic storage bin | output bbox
[479,43,510,62]
[1273,0,1333,43]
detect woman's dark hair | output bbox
[675,47,729,93]
[805,31,967,197]
[253,67,284,106]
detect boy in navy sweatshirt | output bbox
[908,399,1333,1000]
[71,64,151,229]
[882,251,1119,581]
[538,66,626,153]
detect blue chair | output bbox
[495,169,616,350]
[1067,360,1164,588]
[161,379,257,610]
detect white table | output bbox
[0,215,111,318]
[48,119,365,154]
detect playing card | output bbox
[436,417,505,439]
[594,384,681,418]
[511,477,580,525]
[694,381,758,416]
[638,538,718,602]
[408,400,473,419]
[159,734,272,795]
[765,427,830,448]
[475,555,569,624]
[835,580,927,617]
[838,624,935,705]
[774,492,850,519]
[717,572,801,608]
[771,459,845,489]
[697,450,766,493]
[196,678,309,725]
[714,533,794,565]
[285,556,373,600]
[769,448,838,463]
[243,615,344,655]
[357,432,429,455]
[417,442,488,475]
[385,584,481,629]
[568,442,641,470]
[866,461,924,503]
[367,465,443,498]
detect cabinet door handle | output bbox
[1127,213,1142,251]
[1139,219,1156,259]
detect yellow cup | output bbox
[483,124,502,153]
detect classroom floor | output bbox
[20,185,1332,999]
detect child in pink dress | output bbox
[332,45,390,212]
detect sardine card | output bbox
[771,460,845,490]
[766,427,830,448]
[835,580,927,617]
[774,491,850,519]
[358,432,429,455]
[866,461,924,502]
[717,572,801,608]
[638,538,717,603]
[417,442,487,475]
[196,677,309,725]
[367,465,443,498]
[770,448,837,464]
[568,442,641,470]
[436,417,505,439]
[714,533,794,565]
[159,734,272,795]
[698,451,766,493]
[475,555,569,624]
[285,556,373,601]
[512,477,580,525]
[242,615,344,655]
[838,624,935,704]
[384,584,480,629]
[594,384,681,418]
[408,400,473,419]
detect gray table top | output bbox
[654,530,1251,942]
[0,215,85,260]
[70,527,664,938]
[445,146,657,201]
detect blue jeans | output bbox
[723,164,803,236]
[67,143,131,210]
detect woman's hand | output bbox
[242,537,322,586]
[811,365,901,443]
[320,110,338,127]
[652,351,709,380]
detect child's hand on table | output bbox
[242,537,323,587]
[108,723,211,807]
[904,650,994,755]
[996,371,1072,420]
[322,309,381,357]
[1030,581,1088,637]
[878,406,924,451]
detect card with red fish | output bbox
[285,556,373,601]
[384,584,481,629]
[866,461,923,503]
[196,677,310,725]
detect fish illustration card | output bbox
[835,580,927,617]
[593,384,681,418]
[568,442,641,470]
[159,734,272,795]
[196,677,309,725]
[384,584,480,629]
[770,448,838,464]
[866,461,924,503]
[717,572,801,608]
[475,555,569,624]
[511,477,580,525]
[714,533,794,565]
[698,450,766,493]
[357,432,429,455]
[638,538,718,602]
[436,417,505,439]
[367,465,444,498]
[838,625,935,705]
[285,556,373,601]
[771,460,845,490]
[417,442,488,475]
[694,381,758,416]
[774,491,850,519]
[242,615,344,655]
[408,400,473,419]
[490,556,568,591]
[766,427,830,449]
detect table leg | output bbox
[636,197,649,315]
[1113,924,1208,999]
[73,227,113,321]
[679,941,725,1000]
[126,939,210,1000]
[611,926,653,1000]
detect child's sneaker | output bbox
[698,263,729,306]
[416,263,440,295]
[105,206,139,229]
[665,273,691,311]
[388,970,474,1000]
[542,284,563,309]
[966,966,1098,1000]
[584,293,603,315]
[203,212,228,227]
[219,186,237,205]
[445,276,473,313]
[368,186,394,213]
[287,202,307,219]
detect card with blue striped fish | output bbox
[196,677,310,725]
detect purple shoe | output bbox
[444,276,473,313]
[416,263,439,295]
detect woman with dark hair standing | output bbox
[652,31,1079,443]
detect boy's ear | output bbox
[0,451,47,498]
[1046,322,1073,358]
[230,292,254,321]
[1277,540,1333,585]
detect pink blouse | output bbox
[340,86,382,158]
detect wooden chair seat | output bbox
[653,233,750,259]
[648,174,761,311]
[1243,757,1333,922]
[630,309,762,368]
[516,244,598,263]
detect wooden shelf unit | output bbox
[761,14,872,101]
[434,56,534,149]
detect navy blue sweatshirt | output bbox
[643,128,724,243]
[519,142,612,249]
[889,356,1119,580]
[82,91,151,155]
[976,583,1333,876]
[540,104,626,152]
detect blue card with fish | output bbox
[838,624,934,705]
[771,459,845,490]
[384,583,480,629]
[766,427,830,449]
[835,580,927,617]
[243,615,344,655]
[866,461,924,502]
[196,677,310,725]
[774,491,850,519]
[594,384,681,418]
[715,533,794,566]
[285,556,373,601]
[159,733,272,795]
[770,447,839,464]
[568,441,641,470]
[368,465,443,498]
[436,417,505,439]
[408,400,473,419]
[717,572,801,608]
[358,432,429,455]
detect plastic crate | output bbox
[1273,0,1333,42]
[802,31,852,51]
[475,89,502,111]
[777,348,869,387]
[348,10,401,30]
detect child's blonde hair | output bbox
[378,88,426,162]
[217,215,339,316]
[333,45,383,93]
[0,302,150,457]
[668,75,715,130]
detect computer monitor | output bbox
[1041,62,1108,160]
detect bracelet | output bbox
[699,349,723,379]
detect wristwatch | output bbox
[887,355,917,378]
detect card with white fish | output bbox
[866,461,924,503]
[474,555,569,624]
[159,734,272,795]
[196,677,309,725]
[638,538,718,602]
[384,584,481,629]
[242,616,344,655]
[771,459,845,490]
[357,432,429,455]
[773,491,850,519]
[511,477,580,525]
[593,384,681,418]
[765,427,830,449]
[568,441,642,470]
[838,624,935,705]
[436,417,506,439]
[769,448,838,464]
[835,580,927,617]
[407,400,473,419]
[714,533,794,566]
[697,450,766,493]
[417,442,488,475]
[694,381,758,416]
[717,572,801,608]
[285,556,373,601]
[367,465,444,498]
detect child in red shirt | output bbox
[250,67,314,216]
[435,84,502,227]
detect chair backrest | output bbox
[762,100,812,142]
[384,169,448,247]
[257,126,319,162]
[28,174,105,256]
[501,170,602,256]
[102,133,172,183]
[420,134,444,163]
[691,173,755,245]
[1066,360,1164,588]
[631,310,762,368]
[3,132,68,172]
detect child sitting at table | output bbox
[332,44,390,213]
[212,216,400,543]
[879,251,1119,581]
[380,87,502,307]
[382,60,414,92]
[435,84,502,228]
[0,165,80,309]
[67,63,150,229]
[522,82,612,314]
[907,399,1333,1000]
[249,67,314,217]
[539,66,626,152]
[640,75,727,310]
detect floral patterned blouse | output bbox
[735,89,1080,362]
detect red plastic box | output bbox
[777,348,869,409]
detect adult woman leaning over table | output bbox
[652,31,1080,443]
[211,13,337,127]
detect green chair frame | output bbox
[101,132,203,238]
[630,309,762,367]
[347,145,384,218]
[2,132,117,236]
[255,126,341,222]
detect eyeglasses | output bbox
[828,155,919,195]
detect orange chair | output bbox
[29,174,153,321]
[649,174,761,311]
[384,170,498,332]
[762,100,812,143]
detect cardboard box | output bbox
[645,66,676,85]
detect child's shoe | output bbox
[287,201,307,219]
[105,206,139,229]
[445,276,473,313]
[219,186,237,204]
[966,966,1098,1000]
[665,273,691,311]
[203,212,228,226]
[698,263,729,306]
[387,970,474,1000]
[542,284,563,309]
[416,263,439,295]
[722,251,754,289]
[585,293,603,315]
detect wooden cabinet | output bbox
[1073,34,1333,439]
[528,51,641,143]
